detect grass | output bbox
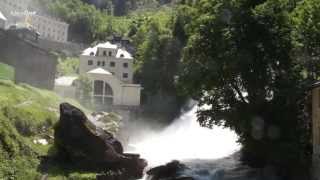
[0,63,14,81]
[0,80,100,179]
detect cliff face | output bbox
[0,29,57,89]
[54,103,147,179]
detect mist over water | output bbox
[128,105,240,167]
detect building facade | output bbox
[311,82,320,180]
[0,0,69,42]
[79,42,141,107]
[0,0,30,13]
[80,42,134,84]
[28,14,69,42]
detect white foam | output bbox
[129,105,240,167]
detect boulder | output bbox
[54,103,147,179]
[147,161,194,180]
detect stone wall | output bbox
[38,38,85,56]
[0,29,57,89]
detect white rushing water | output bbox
[129,105,240,168]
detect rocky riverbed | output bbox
[144,153,281,180]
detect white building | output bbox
[80,42,134,83]
[0,0,69,42]
[81,42,141,107]
[55,42,141,107]
[28,14,69,42]
[0,11,7,29]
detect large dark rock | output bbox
[147,161,194,180]
[54,103,147,179]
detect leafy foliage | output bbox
[130,7,190,121]
[179,0,311,178]
[57,57,79,76]
[292,0,320,80]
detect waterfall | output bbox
[128,105,240,167]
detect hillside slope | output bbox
[0,80,97,179]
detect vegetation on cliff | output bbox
[0,80,119,179]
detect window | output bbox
[108,51,112,56]
[90,52,94,56]
[123,63,128,68]
[120,54,124,58]
[88,60,93,65]
[110,62,115,67]
[103,51,107,56]
[111,72,115,75]
[94,80,103,95]
[105,83,113,96]
[123,73,128,78]
[102,61,105,66]
[97,61,101,66]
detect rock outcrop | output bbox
[54,103,147,179]
[147,161,194,180]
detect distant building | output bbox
[0,0,69,43]
[0,11,7,29]
[55,42,141,108]
[28,14,69,43]
[310,82,320,180]
[81,42,141,107]
[79,42,134,84]
[0,0,30,13]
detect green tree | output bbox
[134,17,187,121]
[76,75,93,108]
[57,57,79,76]
[179,0,311,178]
[292,0,320,80]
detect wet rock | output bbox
[54,103,147,179]
[147,160,194,180]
